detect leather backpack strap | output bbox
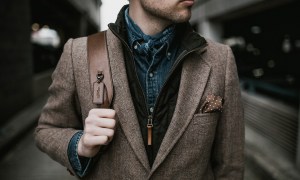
[87,31,113,108]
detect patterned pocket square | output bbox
[201,95,224,113]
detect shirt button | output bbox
[134,45,138,49]
[167,52,171,56]
[149,73,154,78]
[149,107,154,113]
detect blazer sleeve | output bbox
[34,39,83,175]
[212,45,245,179]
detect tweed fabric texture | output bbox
[34,28,244,179]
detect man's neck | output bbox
[129,3,172,36]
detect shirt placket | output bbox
[146,46,156,113]
[145,43,167,114]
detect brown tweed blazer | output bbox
[35,29,244,179]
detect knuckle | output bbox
[111,119,116,127]
[85,115,98,125]
[102,136,109,144]
[84,126,94,134]
[89,108,102,116]
[88,109,96,115]
[85,116,93,124]
[109,109,116,117]
[99,128,112,137]
[106,119,116,128]
[97,136,106,145]
[107,129,114,137]
[82,135,90,145]
[108,129,115,136]
[83,135,95,148]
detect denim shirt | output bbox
[67,131,91,177]
[67,7,179,177]
[125,8,179,113]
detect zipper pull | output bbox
[147,115,153,145]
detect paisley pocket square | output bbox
[201,95,224,113]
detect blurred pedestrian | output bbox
[34,0,245,179]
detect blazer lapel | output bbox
[106,30,150,171]
[150,50,211,174]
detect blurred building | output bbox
[191,0,300,179]
[0,0,101,147]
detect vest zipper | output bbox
[109,28,207,148]
[110,32,152,143]
[147,115,153,145]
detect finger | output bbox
[85,126,114,137]
[89,108,115,118]
[85,115,116,128]
[94,118,116,129]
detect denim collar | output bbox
[124,8,176,55]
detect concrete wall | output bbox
[0,0,33,126]
[191,0,293,41]
[0,0,101,126]
[192,0,264,21]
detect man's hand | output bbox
[78,109,116,158]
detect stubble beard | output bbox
[141,2,192,24]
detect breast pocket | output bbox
[181,113,220,152]
[191,113,219,135]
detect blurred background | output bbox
[0,0,299,179]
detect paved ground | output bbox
[0,127,261,180]
[0,128,77,180]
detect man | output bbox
[35,0,245,179]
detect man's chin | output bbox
[173,13,191,23]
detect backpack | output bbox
[87,31,113,108]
